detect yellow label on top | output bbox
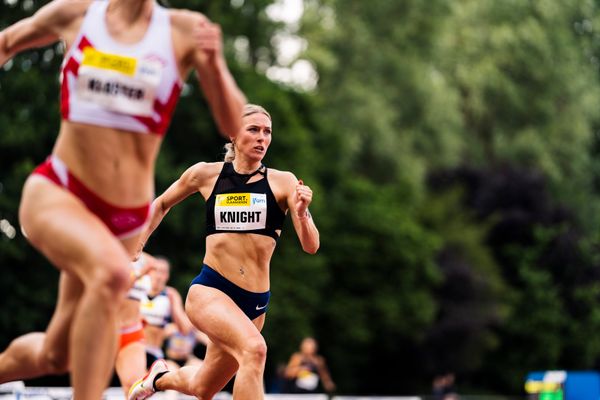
[524,381,560,393]
[216,193,251,207]
[81,47,137,76]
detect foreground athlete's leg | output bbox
[20,178,133,400]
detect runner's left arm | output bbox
[190,15,246,139]
[286,174,319,254]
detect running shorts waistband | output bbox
[119,321,145,350]
[190,264,270,321]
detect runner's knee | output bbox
[42,349,69,375]
[92,258,130,299]
[241,334,267,366]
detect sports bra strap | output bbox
[224,163,266,186]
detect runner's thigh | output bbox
[185,285,264,361]
[19,177,131,284]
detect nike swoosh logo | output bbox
[255,304,268,310]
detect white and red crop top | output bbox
[141,290,172,327]
[61,1,183,135]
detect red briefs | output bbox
[32,156,151,239]
[119,321,145,350]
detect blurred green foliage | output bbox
[1,0,600,396]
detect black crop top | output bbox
[205,162,286,240]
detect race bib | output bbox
[76,47,163,117]
[215,193,267,231]
[168,334,195,354]
[296,370,319,391]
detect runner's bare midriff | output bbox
[144,325,166,348]
[204,233,277,293]
[53,120,162,207]
[120,299,143,328]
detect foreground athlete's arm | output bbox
[192,19,246,139]
[0,0,88,65]
[172,11,246,139]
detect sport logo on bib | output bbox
[76,47,163,117]
[215,193,267,231]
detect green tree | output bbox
[3,0,600,396]
[299,0,600,394]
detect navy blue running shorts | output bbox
[190,264,271,321]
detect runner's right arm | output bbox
[136,162,210,254]
[0,0,87,65]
